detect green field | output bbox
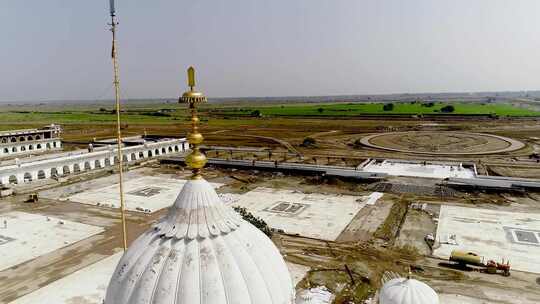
[214,102,540,117]
[0,101,537,130]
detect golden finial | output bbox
[180,66,207,179]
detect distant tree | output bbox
[383,103,394,111]
[99,107,108,112]
[250,110,262,117]
[317,107,324,113]
[440,105,455,113]
[142,111,171,117]
[422,102,435,107]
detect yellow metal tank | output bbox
[449,250,484,266]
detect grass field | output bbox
[213,102,540,117]
[0,101,537,129]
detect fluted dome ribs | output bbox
[153,181,243,240]
[105,178,294,304]
[379,278,439,304]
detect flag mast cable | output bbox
[109,0,128,251]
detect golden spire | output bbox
[180,67,207,179]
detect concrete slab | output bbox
[440,291,540,304]
[9,252,122,304]
[0,211,104,271]
[231,187,366,240]
[43,174,221,213]
[434,205,540,273]
[364,160,475,179]
[287,262,310,287]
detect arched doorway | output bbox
[37,170,46,179]
[23,172,32,182]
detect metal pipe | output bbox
[110,10,128,251]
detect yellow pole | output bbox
[111,13,128,251]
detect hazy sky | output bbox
[2,0,540,102]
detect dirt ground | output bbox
[2,115,540,303]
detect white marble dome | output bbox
[379,277,439,304]
[105,178,294,304]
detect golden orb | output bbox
[185,150,207,169]
[191,116,199,124]
[188,132,204,145]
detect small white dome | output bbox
[379,277,439,304]
[105,178,294,304]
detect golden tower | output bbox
[180,67,208,179]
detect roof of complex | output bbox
[379,277,439,304]
[105,178,294,304]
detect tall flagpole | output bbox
[109,0,128,251]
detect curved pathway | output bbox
[360,131,525,155]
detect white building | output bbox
[0,124,63,158]
[105,177,295,303]
[0,138,187,185]
[106,67,294,303]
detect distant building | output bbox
[0,124,62,157]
